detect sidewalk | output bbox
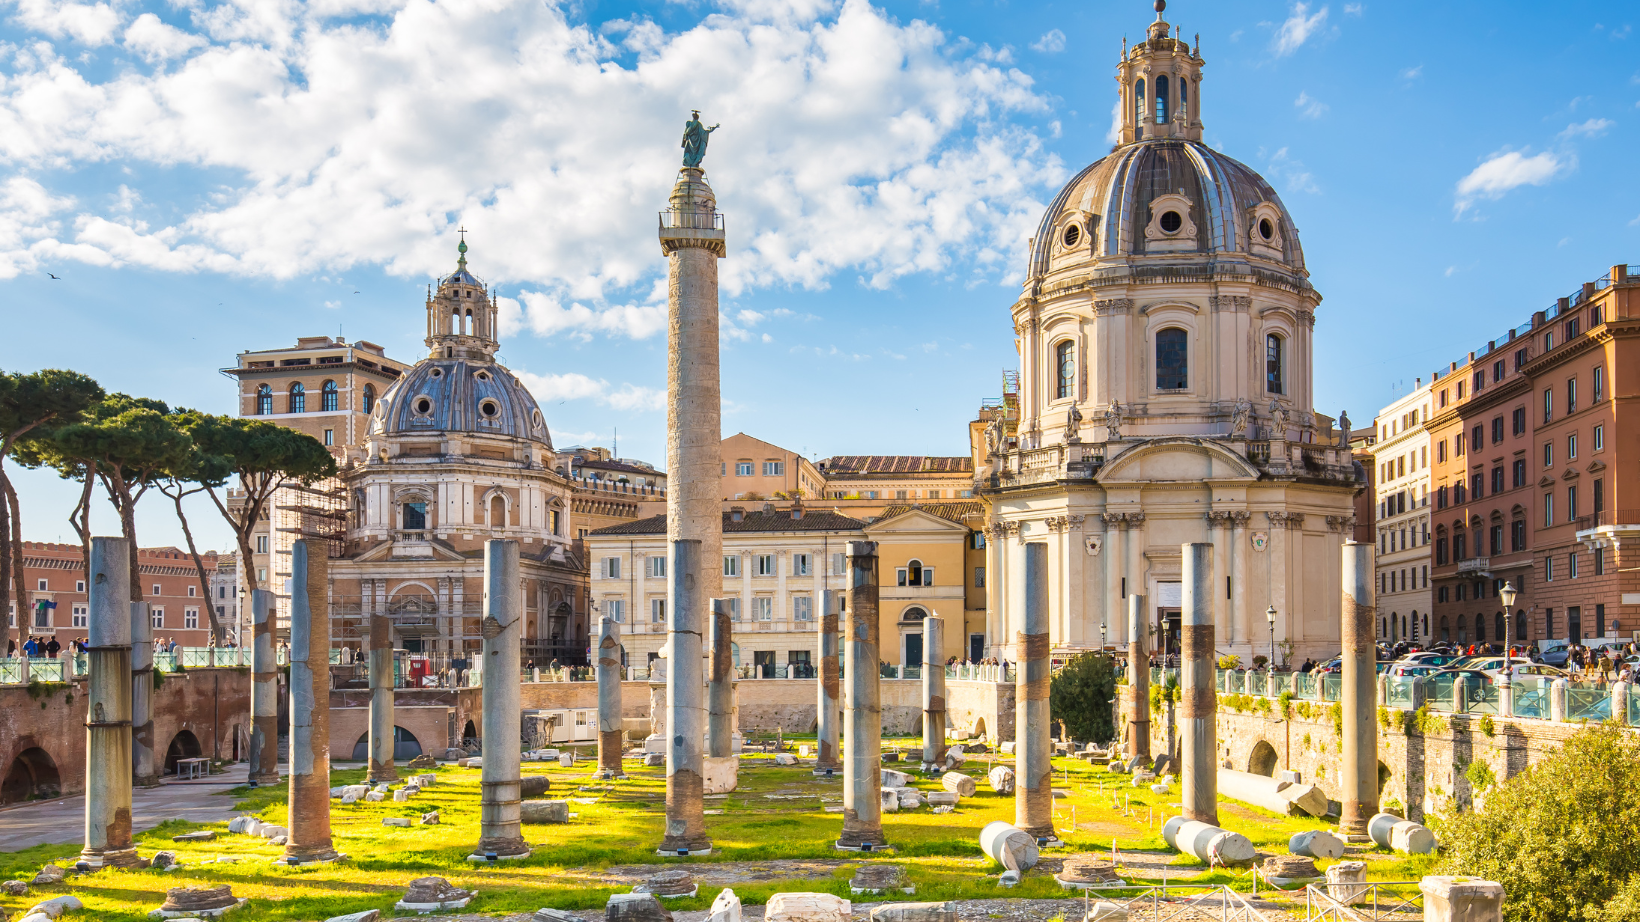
[0,764,278,852]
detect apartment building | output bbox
[7,543,221,649]
[1371,384,1433,642]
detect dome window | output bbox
[1144,194,1197,252]
[1160,211,1182,233]
[1061,224,1081,248]
[476,371,490,381]
[532,410,544,430]
[414,397,433,415]
[1259,218,1274,241]
[1055,340,1075,399]
[480,400,500,418]
[430,368,443,378]
[1156,328,1189,390]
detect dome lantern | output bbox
[425,229,499,362]
[1116,0,1204,146]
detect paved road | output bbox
[0,764,280,852]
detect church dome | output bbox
[1027,139,1306,282]
[370,358,553,449]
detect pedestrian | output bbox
[45,637,61,657]
[22,636,39,657]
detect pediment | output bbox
[1098,437,1260,483]
[865,509,970,535]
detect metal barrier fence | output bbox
[1303,881,1423,921]
[1079,884,1273,922]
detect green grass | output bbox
[0,743,1421,920]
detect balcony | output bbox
[1456,557,1490,575]
[1576,509,1640,551]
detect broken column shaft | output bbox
[596,615,626,778]
[921,615,946,767]
[1180,542,1217,826]
[131,599,157,788]
[838,541,885,851]
[1126,593,1150,765]
[366,588,397,784]
[815,589,842,774]
[661,538,711,854]
[708,598,734,759]
[471,539,529,860]
[249,588,279,785]
[1340,541,1378,837]
[285,539,339,863]
[1015,542,1055,842]
[82,536,139,868]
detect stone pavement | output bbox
[0,763,279,852]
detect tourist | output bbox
[22,636,39,657]
[44,637,61,657]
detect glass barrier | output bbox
[1384,677,1416,709]
[1292,673,1316,699]
[30,659,64,683]
[1512,678,1549,720]
[1269,673,1291,697]
[1248,672,1268,697]
[903,665,921,680]
[1321,675,1341,702]
[1566,685,1612,722]
[1467,680,1500,715]
[154,652,177,673]
[1424,674,1456,712]
[1630,687,1640,726]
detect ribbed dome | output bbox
[370,358,552,450]
[1026,138,1305,281]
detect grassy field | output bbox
[0,737,1436,921]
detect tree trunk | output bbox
[0,471,11,658]
[5,479,24,655]
[171,488,223,644]
[102,471,143,603]
[69,466,94,586]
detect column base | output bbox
[466,849,532,862]
[656,842,714,857]
[834,840,893,853]
[277,848,346,865]
[812,767,840,777]
[590,770,628,780]
[79,847,144,869]
[249,773,281,787]
[134,775,163,789]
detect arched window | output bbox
[900,605,928,623]
[465,308,475,338]
[1156,328,1188,389]
[320,380,338,412]
[1155,75,1169,124]
[1134,79,1146,129]
[362,384,376,414]
[899,559,929,588]
[255,384,272,416]
[1055,341,1075,399]
[1266,334,1285,394]
[1515,610,1527,641]
[1180,80,1189,121]
[1424,612,1430,636]
[288,382,305,414]
[1495,612,1506,643]
[489,495,506,528]
[1475,613,1486,643]
[1440,616,1449,642]
[452,308,461,335]
[1453,532,1466,560]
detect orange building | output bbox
[7,543,221,652]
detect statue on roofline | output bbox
[681,110,720,169]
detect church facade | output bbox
[973,5,1364,665]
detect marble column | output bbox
[366,580,397,785]
[1340,541,1378,838]
[815,589,842,774]
[285,539,339,863]
[131,600,157,789]
[837,541,884,851]
[708,598,735,759]
[1125,593,1150,764]
[984,524,1003,659]
[1015,542,1056,842]
[1180,542,1217,826]
[661,538,710,855]
[249,587,279,786]
[596,615,626,778]
[920,615,946,767]
[82,536,139,868]
[472,539,529,860]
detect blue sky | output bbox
[1,0,1637,550]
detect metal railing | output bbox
[1303,881,1422,921]
[658,210,725,231]
[1090,884,1272,922]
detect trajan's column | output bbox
[658,110,725,856]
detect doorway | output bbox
[753,650,775,677]
[903,632,922,668]
[1158,609,1181,661]
[969,633,985,663]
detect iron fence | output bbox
[1081,883,1273,922]
[1303,881,1423,920]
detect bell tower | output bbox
[424,229,500,361]
[1115,0,1205,146]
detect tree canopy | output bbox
[1049,652,1118,743]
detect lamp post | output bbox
[1266,605,1278,671]
[1499,582,1517,717]
[1100,619,1108,654]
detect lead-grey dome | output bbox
[1026,138,1306,281]
[370,358,552,449]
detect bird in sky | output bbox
[47,272,59,279]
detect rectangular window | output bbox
[927,490,940,499]
[1512,407,1525,435]
[1544,389,1554,424]
[723,556,740,577]
[152,584,161,596]
[1597,547,1606,575]
[1513,459,1526,487]
[1515,347,1527,370]
[726,598,741,621]
[648,556,666,578]
[77,580,85,593]
[1436,538,1448,564]
[762,461,784,476]
[1157,329,1189,389]
[651,599,666,623]
[1545,493,1555,527]
[974,566,986,588]
[792,595,813,621]
[753,597,772,621]
[755,554,775,576]
[323,428,334,446]
[1568,379,1577,414]
[1568,485,1578,519]
[831,553,846,576]
[1595,478,1605,514]
[603,557,621,579]
[1471,473,1484,500]
[1594,425,1604,451]
[1437,440,1447,463]
[256,535,269,554]
[1569,553,1579,579]
[1492,466,1504,494]
[1546,332,1555,351]
[551,510,561,535]
[1458,381,1466,399]
[1474,370,1485,392]
[895,490,908,500]
[792,554,811,576]
[1440,389,1449,408]
[735,462,753,476]
[1492,417,1503,444]
[1594,366,1605,403]
[71,604,88,628]
[1544,442,1553,468]
[1567,433,1577,460]
[152,608,164,628]
[1472,425,1485,452]
[35,578,47,591]
[1490,524,1503,556]
[187,585,196,598]
[184,608,199,629]
[1511,520,1526,551]
[1057,340,1077,398]
[1493,359,1505,383]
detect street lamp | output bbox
[1101,618,1108,653]
[1266,605,1278,670]
[1499,581,1518,717]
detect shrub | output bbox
[1440,725,1640,922]
[1218,654,1241,670]
[1328,702,1343,737]
[1464,759,1496,792]
[1277,690,1294,719]
[1049,652,1116,743]
[1479,714,1496,737]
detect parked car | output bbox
[1385,663,1442,678]
[1537,644,1571,668]
[1398,652,1459,668]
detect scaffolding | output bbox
[268,477,348,637]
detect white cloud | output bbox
[1628,213,1640,226]
[1273,3,1329,56]
[1343,3,1363,15]
[123,13,207,62]
[1106,96,1124,145]
[0,176,76,278]
[323,299,340,309]
[1453,150,1567,216]
[1294,91,1328,119]
[1261,147,1319,195]
[1400,64,1423,81]
[1030,28,1065,53]
[0,0,1060,324]
[8,0,123,45]
[515,370,665,412]
[1558,118,1614,139]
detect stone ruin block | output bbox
[149,885,244,919]
[395,877,474,912]
[606,892,672,922]
[868,902,954,922]
[708,887,740,922]
[764,892,850,922]
[521,800,570,824]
